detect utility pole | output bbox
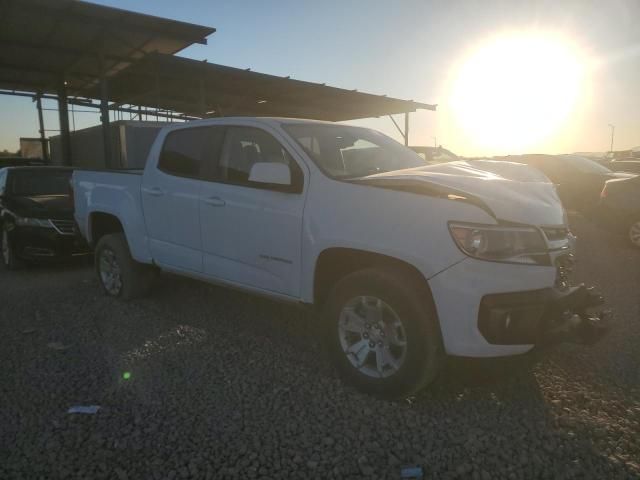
[432,137,437,147]
[608,124,615,153]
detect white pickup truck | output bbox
[73,117,606,396]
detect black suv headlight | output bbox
[449,222,550,265]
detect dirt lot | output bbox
[1,216,639,480]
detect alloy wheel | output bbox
[99,248,122,295]
[629,221,640,247]
[338,296,408,378]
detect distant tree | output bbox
[0,149,21,157]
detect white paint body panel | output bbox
[428,257,556,356]
[73,117,570,358]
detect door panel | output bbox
[142,126,225,272]
[199,127,305,296]
[142,172,203,271]
[200,183,304,294]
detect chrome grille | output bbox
[50,219,75,235]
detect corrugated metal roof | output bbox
[0,0,215,95]
[0,1,435,121]
[100,53,436,121]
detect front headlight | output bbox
[449,222,549,265]
[15,217,54,228]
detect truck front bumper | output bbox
[427,257,609,357]
[478,284,608,346]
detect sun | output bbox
[448,32,588,153]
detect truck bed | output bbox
[72,169,147,261]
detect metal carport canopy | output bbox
[94,53,437,122]
[0,0,215,96]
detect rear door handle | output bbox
[142,186,164,197]
[203,196,226,207]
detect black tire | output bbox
[628,217,640,249]
[94,233,155,300]
[1,226,23,270]
[324,267,445,398]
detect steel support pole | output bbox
[199,77,206,117]
[404,112,410,146]
[57,80,72,166]
[99,50,112,169]
[35,94,50,163]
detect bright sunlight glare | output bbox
[449,33,588,153]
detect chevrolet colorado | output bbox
[73,117,607,396]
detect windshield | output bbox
[283,123,426,178]
[562,155,612,174]
[9,170,72,196]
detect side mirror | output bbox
[248,162,291,186]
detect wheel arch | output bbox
[313,247,436,309]
[89,211,125,247]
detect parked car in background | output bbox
[73,117,607,397]
[606,160,640,175]
[410,146,459,164]
[500,154,634,212]
[596,175,640,248]
[0,166,89,268]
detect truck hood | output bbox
[354,161,565,226]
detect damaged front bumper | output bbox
[478,284,610,346]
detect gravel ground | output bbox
[1,215,638,480]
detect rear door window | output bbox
[159,127,225,179]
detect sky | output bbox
[1,0,639,156]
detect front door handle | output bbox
[204,196,226,207]
[142,186,164,197]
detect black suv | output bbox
[0,167,89,268]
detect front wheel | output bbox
[95,233,155,300]
[325,267,444,398]
[628,218,640,248]
[1,228,23,270]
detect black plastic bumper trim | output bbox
[479,284,608,345]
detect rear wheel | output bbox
[325,267,444,398]
[95,233,155,300]
[1,228,23,270]
[628,218,640,248]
